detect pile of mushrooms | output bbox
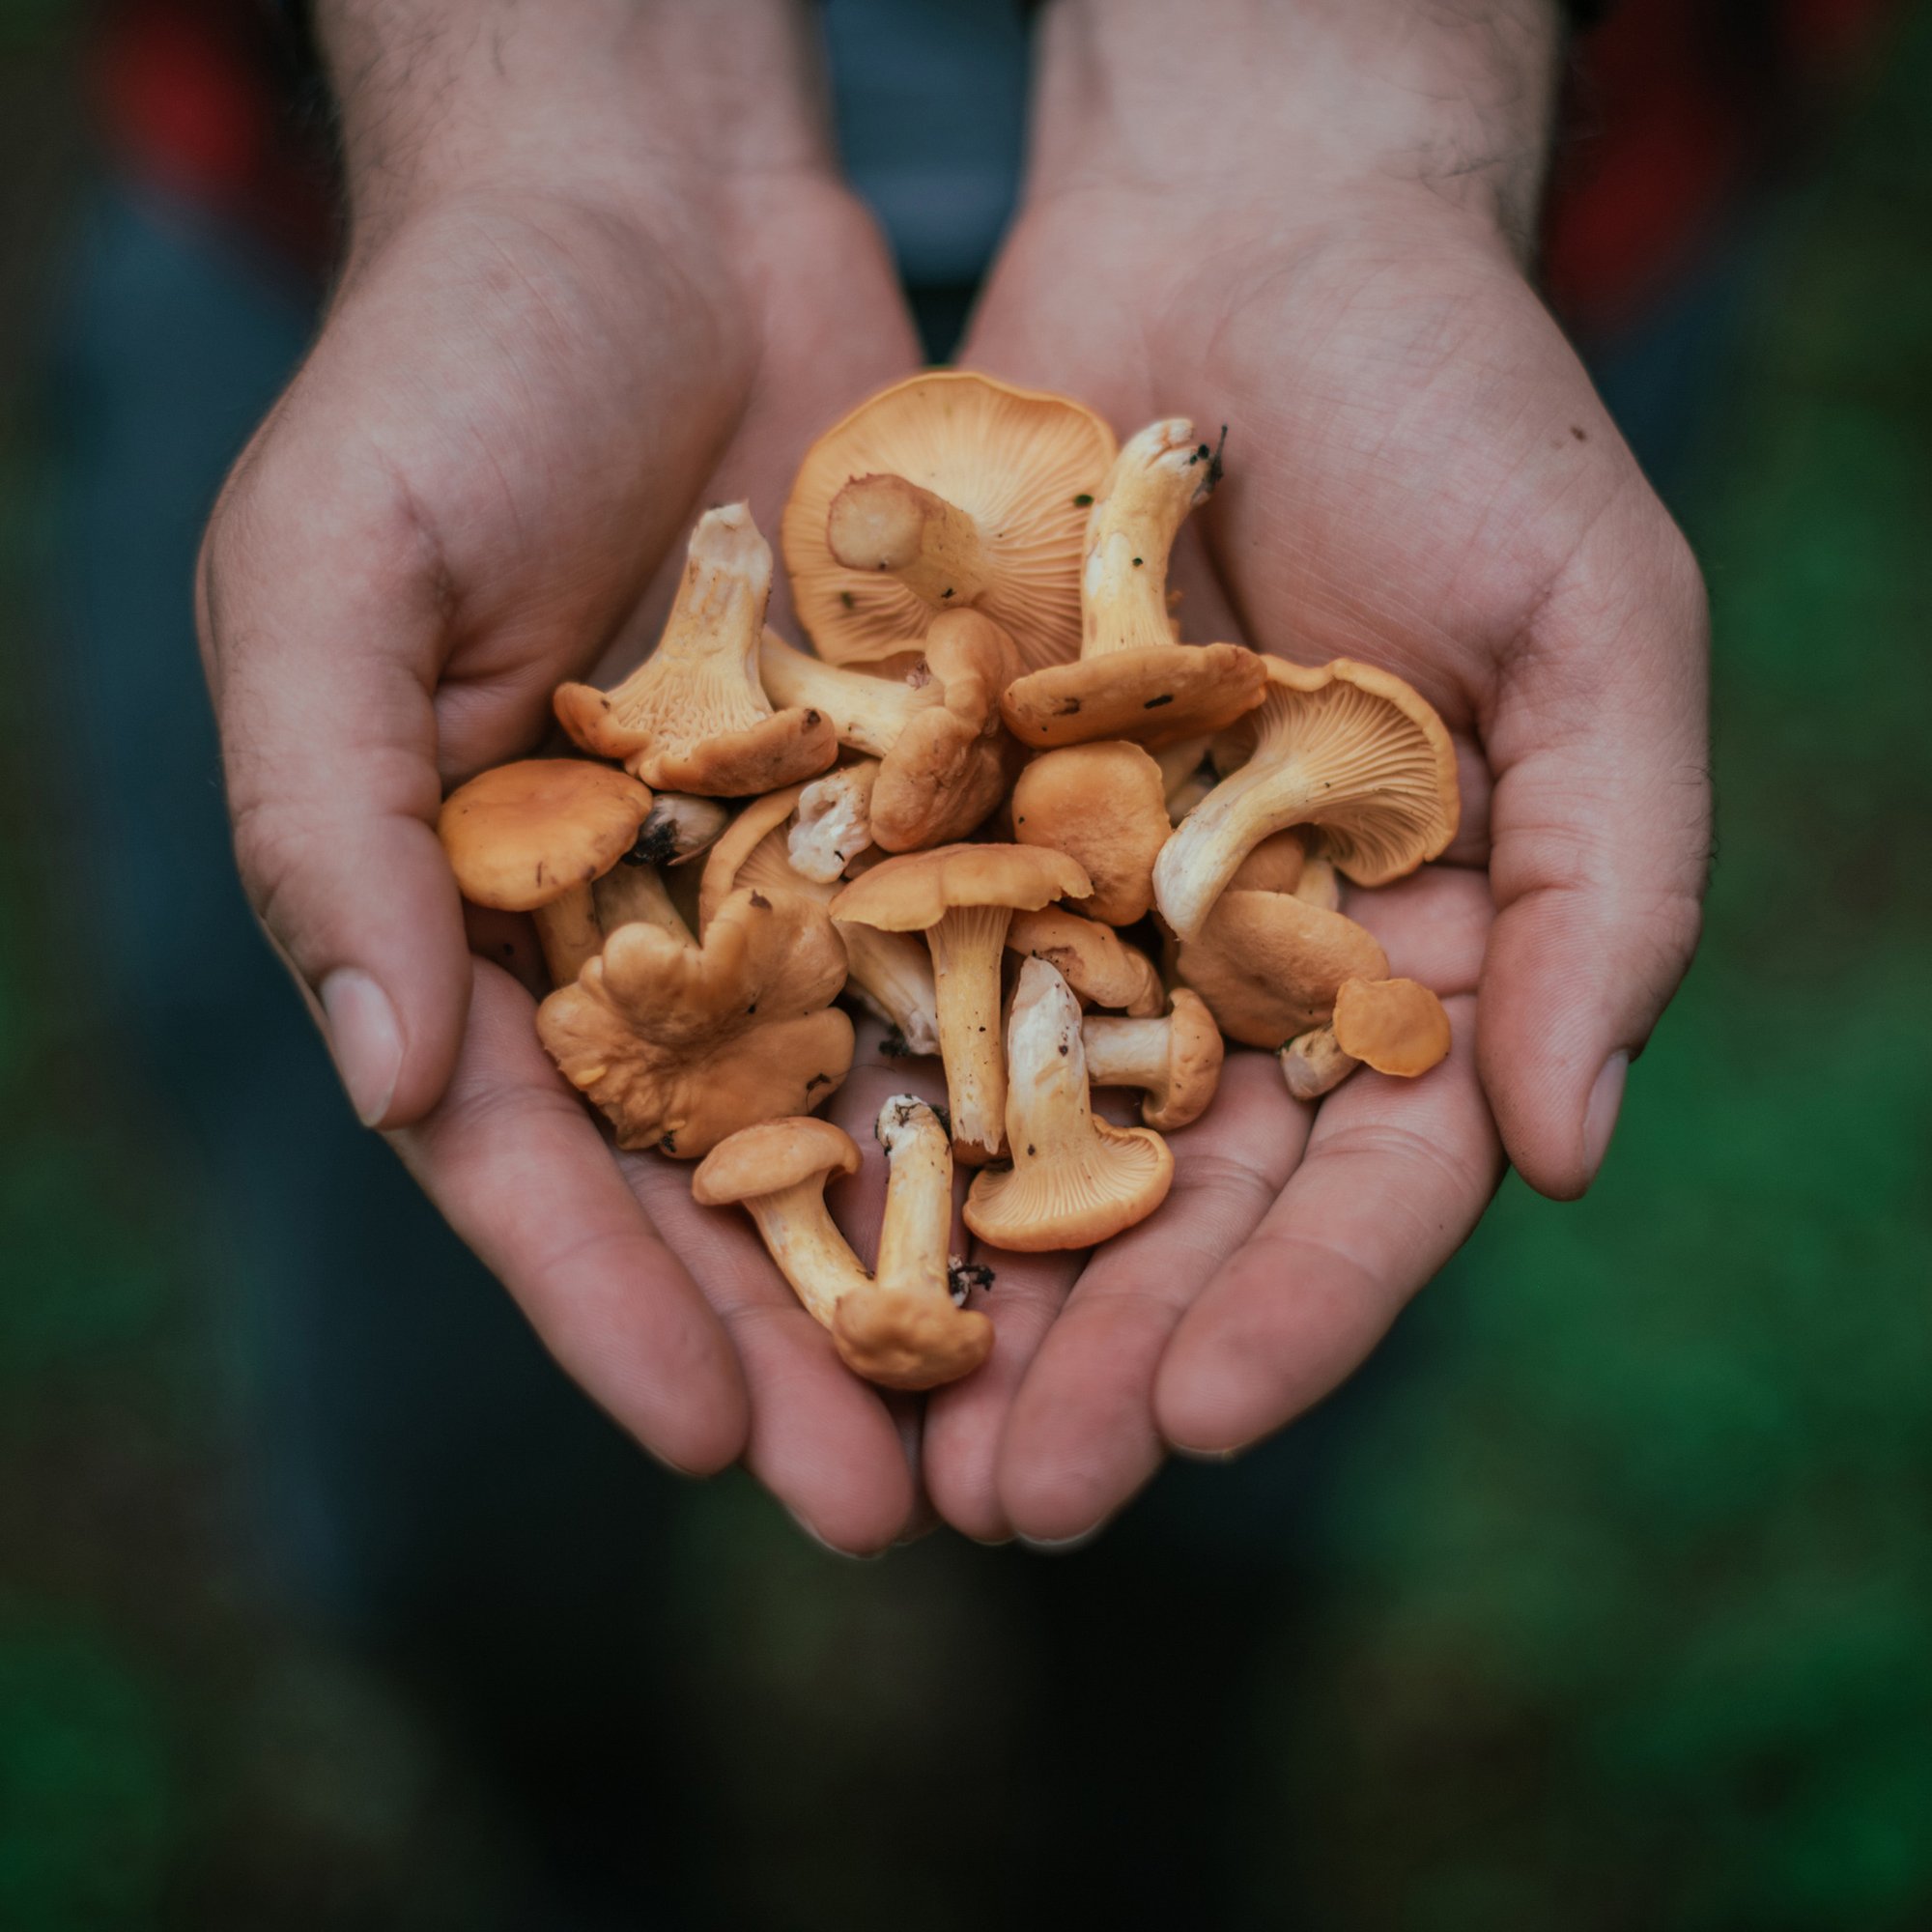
[438,373,1461,1392]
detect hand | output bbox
[923,0,1710,1542]
[197,0,930,1550]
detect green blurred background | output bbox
[3,4,1929,1928]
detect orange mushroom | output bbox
[1332,977,1453,1078]
[1010,740,1170,926]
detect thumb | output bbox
[1479,509,1711,1198]
[198,457,471,1129]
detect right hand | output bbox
[196,1,929,1549]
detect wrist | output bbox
[319,0,837,252]
[1023,0,1562,257]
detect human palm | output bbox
[920,185,1710,1542]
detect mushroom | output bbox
[593,859,694,943]
[536,884,855,1157]
[631,791,732,867]
[438,758,654,985]
[1227,829,1309,896]
[789,760,878,882]
[998,420,1269,750]
[700,782,941,1056]
[553,503,838,794]
[832,1095,995,1389]
[1152,656,1460,941]
[1293,853,1342,912]
[1080,989,1224,1130]
[1176,889,1389,1048]
[1005,906,1165,1017]
[964,957,1174,1251]
[829,843,1092,1157]
[781,371,1117,674]
[1010,740,1170,927]
[1333,976,1453,1078]
[762,610,1022,851]
[1278,1024,1360,1101]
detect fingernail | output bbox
[1017,1521,1109,1554]
[1170,1442,1246,1464]
[785,1508,884,1561]
[320,969,402,1126]
[1583,1050,1629,1184]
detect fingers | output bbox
[1480,508,1710,1197]
[392,961,750,1479]
[988,1052,1310,1545]
[1154,995,1501,1453]
[200,452,470,1129]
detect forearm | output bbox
[1025,0,1563,250]
[318,0,834,246]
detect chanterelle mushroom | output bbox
[537,884,854,1157]
[438,758,654,985]
[761,611,1021,852]
[830,843,1091,1158]
[700,782,940,1056]
[553,504,838,795]
[1010,740,1170,926]
[789,760,878,882]
[964,958,1174,1251]
[782,372,1116,674]
[1278,1024,1360,1101]
[833,1095,995,1389]
[999,420,1268,750]
[631,792,732,867]
[1177,888,1389,1048]
[1152,656,1459,941]
[1081,989,1225,1130]
[1005,906,1165,1017]
[1332,976,1453,1078]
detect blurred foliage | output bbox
[1,8,1929,1931]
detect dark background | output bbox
[2,3,1929,1926]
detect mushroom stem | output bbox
[1079,1015,1171,1092]
[743,1180,874,1327]
[634,792,731,867]
[533,884,603,985]
[926,903,1013,1156]
[1279,1025,1361,1100]
[829,1096,995,1390]
[789,762,876,882]
[759,631,934,755]
[1081,420,1217,658]
[594,863,694,945]
[1152,747,1310,942]
[827,472,990,611]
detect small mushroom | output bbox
[700,783,941,1055]
[690,1118,867,1324]
[537,885,855,1157]
[1293,854,1342,912]
[1081,989,1225,1130]
[1332,976,1453,1078]
[789,760,878,882]
[438,758,654,985]
[1278,1024,1360,1101]
[1176,889,1389,1048]
[831,1095,995,1389]
[1005,906,1166,1017]
[829,843,1091,1157]
[553,504,838,794]
[632,792,732,867]
[964,957,1174,1251]
[763,611,1022,852]
[1010,740,1170,927]
[1227,828,1310,896]
[999,420,1269,750]
[781,371,1117,673]
[593,860,694,943]
[1152,656,1460,941]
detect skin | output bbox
[922,0,1710,1544]
[200,0,1709,1552]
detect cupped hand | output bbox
[197,44,934,1545]
[924,153,1709,1542]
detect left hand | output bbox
[921,0,1710,1543]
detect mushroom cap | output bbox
[1006,905,1166,1016]
[1332,977,1453,1078]
[835,1285,995,1389]
[1140,989,1226,1131]
[1177,889,1389,1047]
[1227,828,1309,895]
[871,610,1023,852]
[698,783,812,930]
[828,841,1090,934]
[782,371,1116,673]
[690,1116,863,1206]
[438,759,653,911]
[1010,740,1169,926]
[537,885,854,1155]
[999,641,1268,751]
